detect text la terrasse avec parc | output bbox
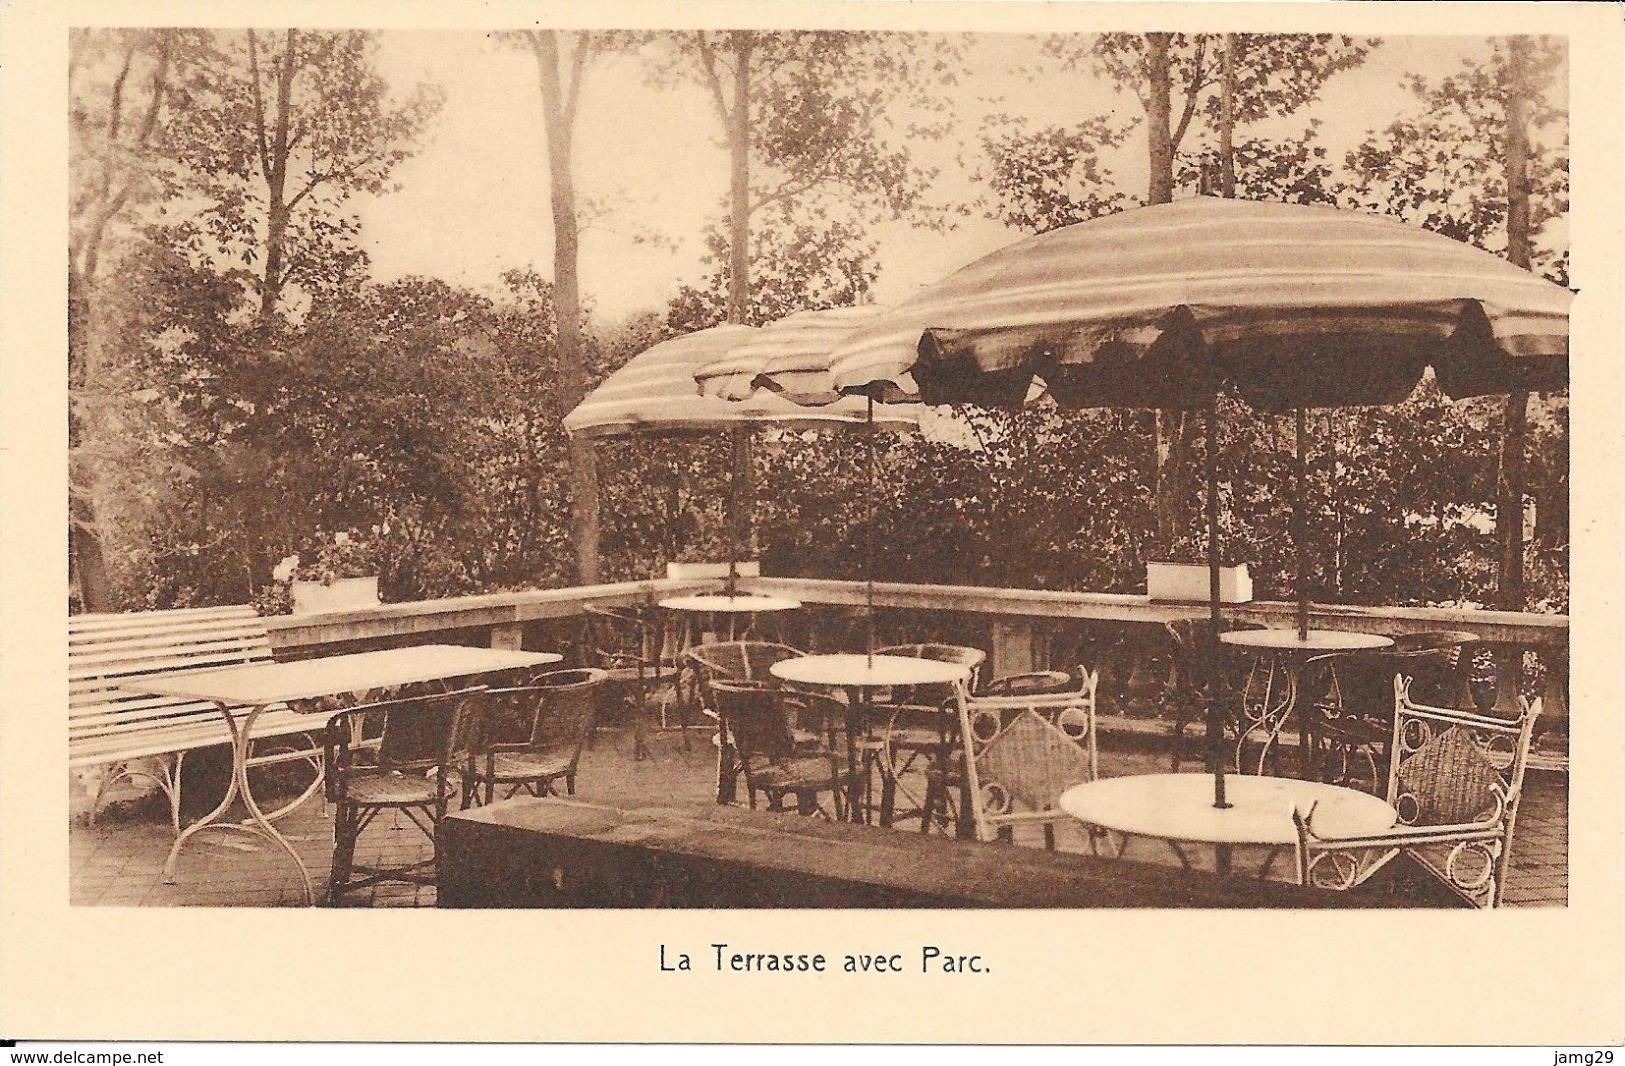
[660,944,989,974]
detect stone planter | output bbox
[1146,562,1253,604]
[291,575,380,615]
[665,560,760,581]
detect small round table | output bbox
[770,654,971,823]
[1219,629,1394,777]
[1059,773,1397,879]
[659,593,802,643]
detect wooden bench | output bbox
[70,605,324,833]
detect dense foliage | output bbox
[67,31,1569,618]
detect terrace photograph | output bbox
[60,23,1576,921]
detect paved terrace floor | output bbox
[70,723,1568,908]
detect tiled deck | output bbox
[70,724,1568,908]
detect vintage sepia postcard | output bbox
[2,0,1621,1049]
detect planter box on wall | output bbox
[1146,562,1253,604]
[666,560,760,581]
[291,576,380,615]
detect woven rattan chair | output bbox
[322,686,486,905]
[1315,631,1480,791]
[952,675,1101,849]
[709,679,853,818]
[578,604,680,759]
[464,668,608,806]
[684,641,809,803]
[1294,675,1538,908]
[1163,619,1264,772]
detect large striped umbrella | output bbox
[826,198,1570,409]
[760,198,1573,805]
[564,319,921,594]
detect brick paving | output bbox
[70,723,1568,908]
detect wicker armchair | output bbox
[709,680,853,818]
[322,687,486,905]
[1294,676,1538,908]
[578,604,680,760]
[684,641,809,803]
[952,675,1101,849]
[464,668,608,806]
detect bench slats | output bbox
[68,708,325,767]
[68,605,290,768]
[69,640,271,682]
[70,627,273,662]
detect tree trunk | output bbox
[1497,35,1532,611]
[723,38,756,563]
[68,262,113,611]
[1145,34,1175,206]
[1144,33,1188,553]
[1219,34,1237,198]
[535,31,600,584]
[257,30,298,324]
[725,39,753,326]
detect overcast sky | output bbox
[353,33,1544,326]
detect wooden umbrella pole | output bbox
[1207,400,1230,809]
[865,394,876,666]
[1295,406,1309,640]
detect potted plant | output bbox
[276,528,384,615]
[1146,535,1252,604]
[664,530,759,581]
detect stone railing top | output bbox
[264,573,1567,651]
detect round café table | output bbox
[1219,628,1394,778]
[769,653,971,824]
[1059,772,1398,879]
[659,593,802,643]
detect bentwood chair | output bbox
[322,687,485,905]
[872,644,986,826]
[464,669,608,806]
[950,677,1102,850]
[578,604,680,759]
[709,680,853,818]
[1294,676,1538,908]
[684,641,810,803]
[1315,631,1480,791]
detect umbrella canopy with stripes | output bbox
[562,322,918,440]
[695,305,901,407]
[822,197,1570,411]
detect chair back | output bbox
[957,673,1100,843]
[485,668,607,759]
[877,643,986,694]
[982,671,1077,698]
[578,603,670,676]
[1387,675,1536,829]
[684,640,805,684]
[1164,619,1261,699]
[323,687,486,802]
[709,679,797,764]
